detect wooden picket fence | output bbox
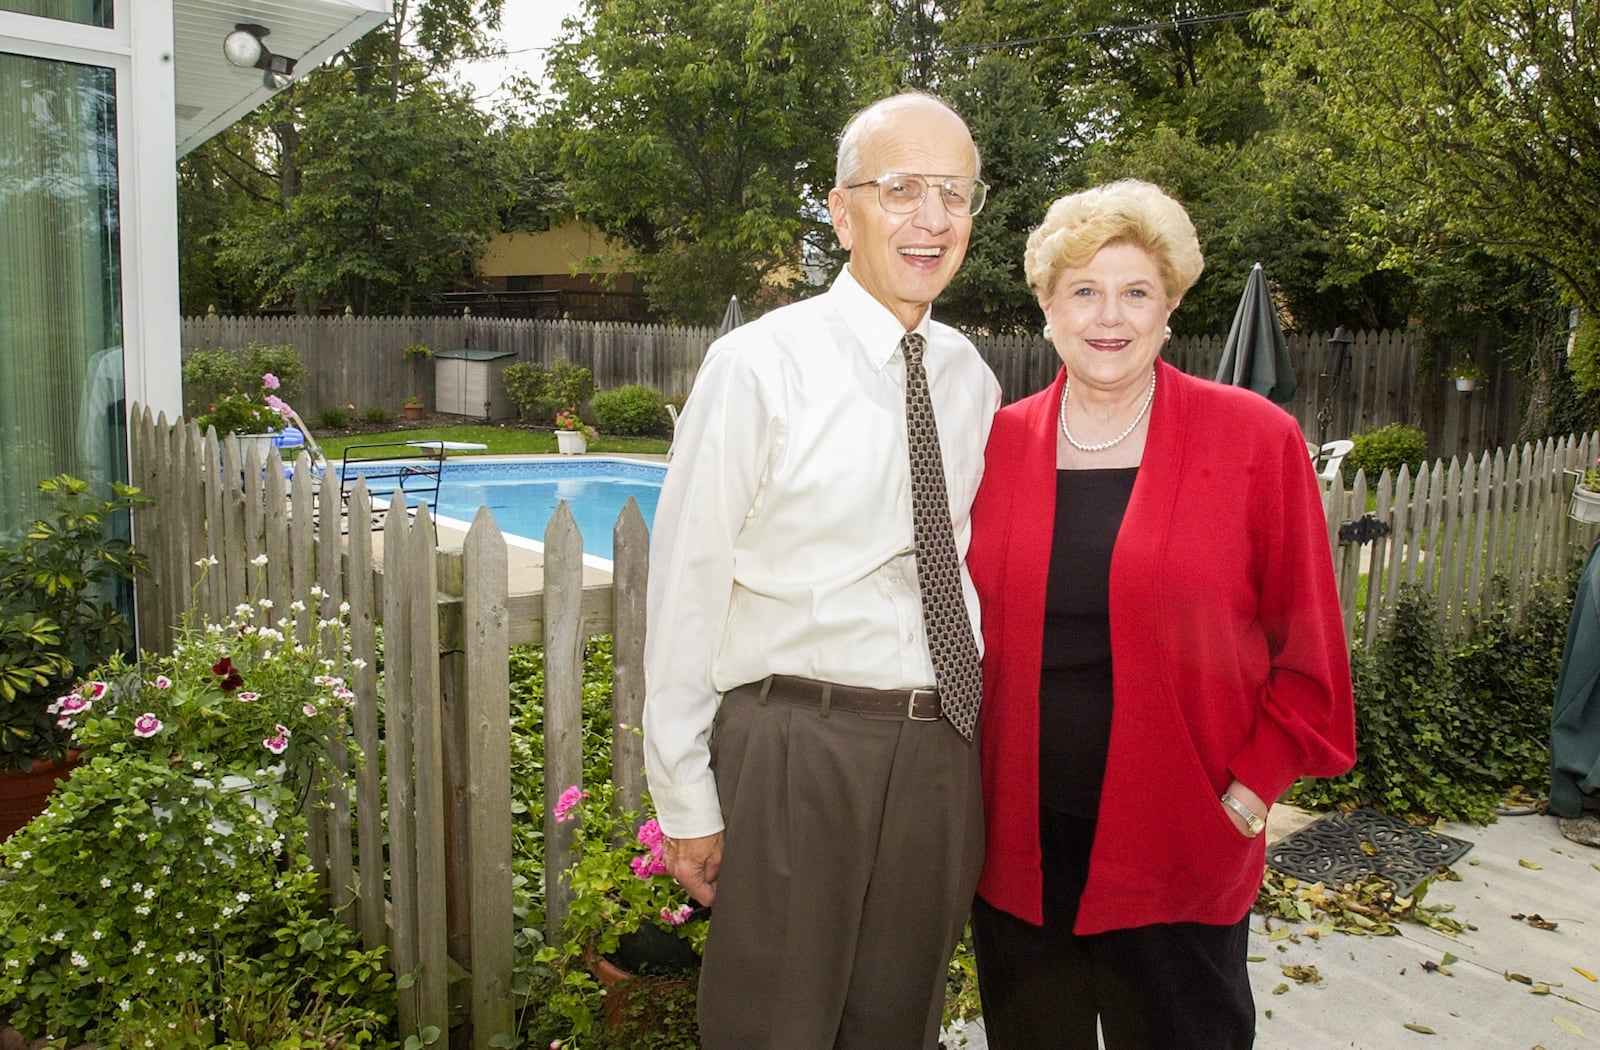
[125,404,1597,1046]
[127,407,649,1048]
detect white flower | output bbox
[70,951,88,968]
[236,891,251,903]
[252,553,269,566]
[99,877,110,889]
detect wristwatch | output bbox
[1220,793,1264,837]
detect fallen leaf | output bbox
[1506,972,1534,985]
[1282,964,1322,984]
[1441,953,1458,967]
[1518,858,1543,869]
[1523,914,1559,931]
[1264,1009,1272,1019]
[1272,983,1289,995]
[1403,1022,1436,1034]
[1574,967,1596,982]
[1553,1017,1585,1037]
[1247,955,1266,963]
[1531,984,1550,995]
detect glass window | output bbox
[0,1,111,28]
[0,51,124,535]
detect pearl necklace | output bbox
[1059,366,1157,453]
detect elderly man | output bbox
[642,92,1000,1050]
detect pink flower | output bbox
[630,855,667,879]
[261,372,280,391]
[661,903,695,926]
[302,703,318,717]
[132,713,162,738]
[636,818,665,857]
[80,681,109,701]
[264,394,292,419]
[56,716,75,730]
[237,691,259,702]
[553,785,588,823]
[263,729,290,755]
[153,675,172,689]
[55,693,90,716]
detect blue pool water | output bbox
[350,457,664,562]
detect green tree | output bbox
[1260,2,1600,425]
[536,0,895,324]
[937,54,1061,334]
[177,0,507,315]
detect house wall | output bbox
[478,220,637,288]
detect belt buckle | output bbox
[907,688,939,721]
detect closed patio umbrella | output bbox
[1215,263,1296,403]
[718,295,744,336]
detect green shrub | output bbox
[312,406,350,429]
[1344,423,1428,484]
[1290,575,1573,822]
[362,404,391,425]
[181,344,305,418]
[592,385,667,436]
[503,360,596,424]
[0,476,148,770]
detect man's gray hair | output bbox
[834,92,981,187]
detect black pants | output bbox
[972,809,1254,1050]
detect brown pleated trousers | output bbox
[696,680,985,1050]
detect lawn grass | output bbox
[312,424,670,460]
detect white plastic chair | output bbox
[1316,439,1354,487]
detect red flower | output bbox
[212,656,245,692]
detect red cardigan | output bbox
[969,361,1355,934]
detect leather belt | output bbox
[760,674,941,721]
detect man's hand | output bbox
[664,831,724,905]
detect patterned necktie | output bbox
[902,332,983,739]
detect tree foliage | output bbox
[535,0,895,324]
[177,0,507,315]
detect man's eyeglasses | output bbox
[844,173,989,217]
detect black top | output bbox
[1039,467,1138,816]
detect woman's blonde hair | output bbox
[1024,180,1204,301]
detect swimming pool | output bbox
[348,457,664,563]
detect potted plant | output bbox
[194,371,296,458]
[403,395,426,421]
[1447,360,1487,392]
[536,782,706,1043]
[1570,457,1600,524]
[0,476,148,837]
[0,572,394,1046]
[554,408,597,455]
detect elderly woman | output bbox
[966,180,1356,1049]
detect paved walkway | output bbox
[944,807,1600,1049]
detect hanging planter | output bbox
[1447,361,1486,392]
[1571,486,1600,525]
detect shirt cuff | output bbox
[649,775,726,840]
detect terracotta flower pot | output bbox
[586,934,698,1033]
[0,750,85,841]
[404,403,424,420]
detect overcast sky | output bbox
[454,0,586,106]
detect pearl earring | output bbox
[1043,323,1053,341]
[1164,325,1172,341]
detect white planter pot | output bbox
[556,430,588,455]
[1570,486,1600,525]
[232,432,279,461]
[1453,377,1477,392]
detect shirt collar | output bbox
[832,265,933,372]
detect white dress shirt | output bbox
[642,267,1001,837]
